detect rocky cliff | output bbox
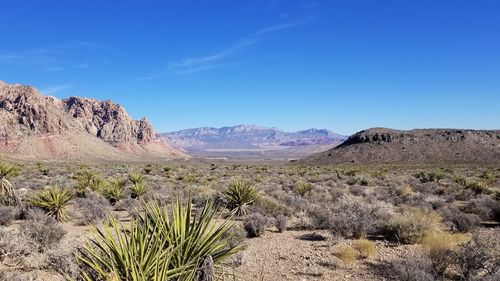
[0,81,185,161]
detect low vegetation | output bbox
[0,160,498,280]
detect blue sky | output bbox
[0,0,499,135]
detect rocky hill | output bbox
[302,128,500,165]
[0,81,185,161]
[159,125,346,159]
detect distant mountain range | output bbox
[159,125,347,159]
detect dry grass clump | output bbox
[422,232,469,277]
[334,245,357,264]
[352,239,377,259]
[381,207,442,244]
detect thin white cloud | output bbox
[0,41,121,71]
[40,84,73,95]
[133,18,311,80]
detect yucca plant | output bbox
[223,180,260,216]
[77,198,241,280]
[74,171,107,197]
[101,180,124,205]
[77,215,192,281]
[28,186,73,221]
[0,161,20,205]
[130,182,149,199]
[129,173,145,185]
[294,181,313,197]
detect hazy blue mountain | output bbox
[159,125,347,155]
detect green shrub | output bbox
[224,179,260,216]
[28,186,73,222]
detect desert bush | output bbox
[352,239,376,259]
[454,175,468,187]
[0,161,20,205]
[392,258,435,281]
[77,198,240,281]
[28,186,73,222]
[244,213,268,238]
[47,249,81,280]
[294,181,313,197]
[441,206,480,233]
[224,179,260,216]
[251,195,285,217]
[463,195,498,220]
[416,171,444,183]
[74,193,111,225]
[36,162,50,176]
[466,180,490,194]
[275,214,288,233]
[143,164,154,175]
[380,207,441,244]
[454,229,500,281]
[0,206,14,226]
[309,196,379,239]
[20,211,66,251]
[422,232,468,278]
[479,170,496,186]
[334,245,357,263]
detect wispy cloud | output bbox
[132,18,311,80]
[0,41,122,72]
[40,84,73,95]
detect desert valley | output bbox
[0,81,498,281]
[1,1,499,280]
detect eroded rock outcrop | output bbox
[302,128,500,165]
[0,80,185,161]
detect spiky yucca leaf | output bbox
[129,173,145,185]
[130,183,149,199]
[78,198,241,281]
[0,161,20,205]
[223,180,260,216]
[77,215,193,281]
[141,198,241,273]
[101,180,124,205]
[29,186,73,221]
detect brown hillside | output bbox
[0,81,186,161]
[302,128,500,165]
